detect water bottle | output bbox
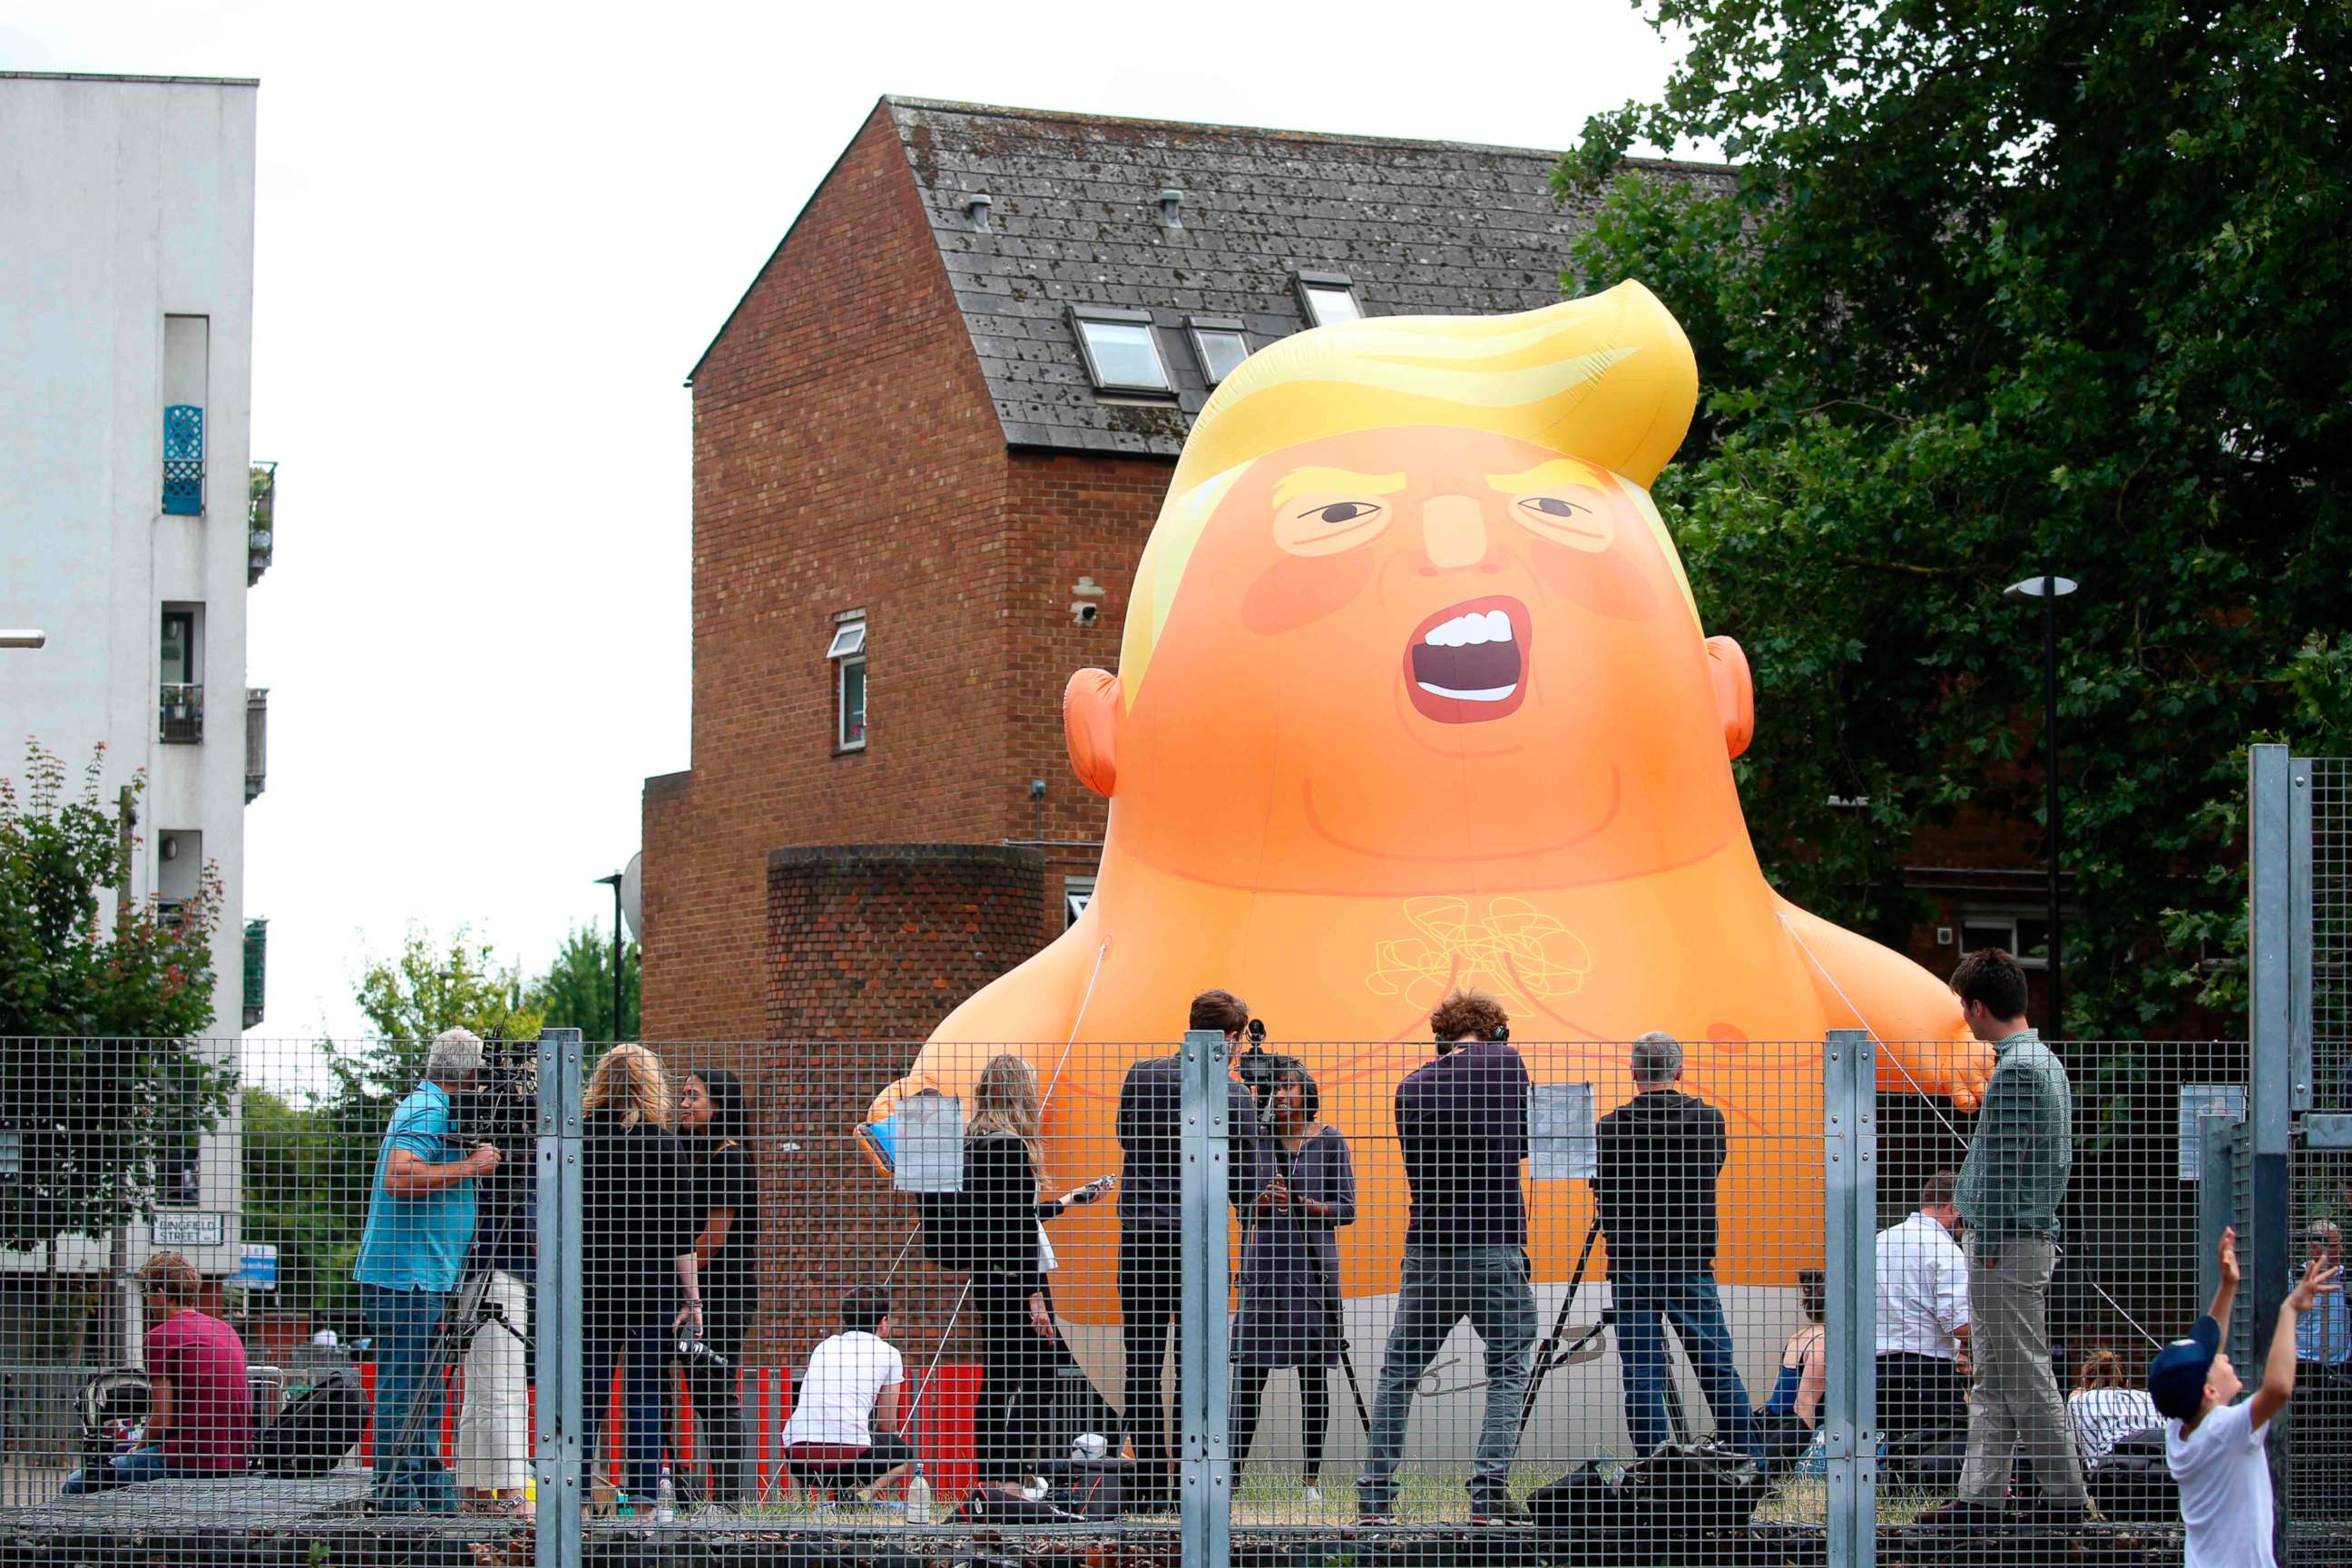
[905,1461,935,1525]
[653,1465,676,1524]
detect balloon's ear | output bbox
[1706,635,1755,760]
[1064,669,1122,797]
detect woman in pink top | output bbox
[62,1252,251,1493]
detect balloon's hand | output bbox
[1879,1036,1996,1112]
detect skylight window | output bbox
[1186,318,1253,385]
[1297,270,1364,328]
[1070,307,1173,395]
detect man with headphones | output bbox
[1357,989,1536,1526]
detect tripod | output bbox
[1517,1216,1688,1448]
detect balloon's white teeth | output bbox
[1424,609,1514,648]
[1416,681,1518,701]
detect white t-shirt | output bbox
[782,1330,905,1449]
[1875,1211,1969,1358]
[2166,1398,2275,1568]
[2070,1387,2161,1461]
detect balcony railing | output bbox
[242,917,267,1029]
[160,681,204,743]
[248,460,276,585]
[244,687,268,801]
[162,405,204,516]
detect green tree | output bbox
[0,741,237,1252]
[1566,0,2350,1037]
[321,927,543,1124]
[524,923,640,1042]
[240,1084,359,1315]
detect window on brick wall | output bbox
[1063,875,1096,928]
[1186,317,1253,385]
[1070,307,1173,395]
[829,618,867,750]
[1959,909,2052,969]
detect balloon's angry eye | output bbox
[1312,502,1381,525]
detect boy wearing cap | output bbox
[2150,1225,2340,1567]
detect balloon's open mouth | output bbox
[1404,595,1530,723]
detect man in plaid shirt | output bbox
[1926,947,2090,1527]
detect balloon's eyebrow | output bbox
[1270,467,1406,509]
[1486,458,1609,494]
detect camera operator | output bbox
[1593,1031,1756,1459]
[1357,989,1535,1527]
[1115,989,1273,1509]
[352,1027,503,1508]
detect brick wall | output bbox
[642,103,1017,1044]
[735,844,1045,1359]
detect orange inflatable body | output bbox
[868,282,1993,1319]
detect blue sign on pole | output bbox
[235,1243,278,1291]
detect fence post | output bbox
[1179,1028,1232,1568]
[534,1029,584,1568]
[1823,1029,1877,1568]
[2250,745,2298,1550]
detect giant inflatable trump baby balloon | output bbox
[867,280,1993,1318]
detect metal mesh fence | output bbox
[0,1027,2259,1568]
[2317,759,2351,1112]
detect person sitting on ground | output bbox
[1754,1269,1827,1472]
[64,1252,252,1493]
[2148,1224,2340,1568]
[2068,1347,2161,1465]
[780,1285,916,1503]
[1876,1169,1970,1469]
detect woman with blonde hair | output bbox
[582,1044,701,1508]
[958,1053,1107,1486]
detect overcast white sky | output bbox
[5,1,1695,1075]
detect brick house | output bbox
[641,97,2068,1356]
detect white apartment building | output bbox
[0,73,266,1284]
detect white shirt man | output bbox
[1878,1208,1969,1360]
[1876,1173,1971,1451]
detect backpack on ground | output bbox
[254,1367,366,1476]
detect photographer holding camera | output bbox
[1357,989,1536,1526]
[352,1027,503,1509]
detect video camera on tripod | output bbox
[451,1035,536,1161]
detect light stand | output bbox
[2004,573,2079,1035]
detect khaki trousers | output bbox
[1959,1235,2088,1509]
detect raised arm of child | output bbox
[2251,1248,2343,1432]
[2210,1224,2239,1338]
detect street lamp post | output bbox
[594,872,624,1042]
[2005,573,2079,1037]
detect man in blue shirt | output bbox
[2297,1221,2349,1367]
[1357,989,1535,1526]
[353,1028,502,1508]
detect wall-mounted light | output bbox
[162,835,180,861]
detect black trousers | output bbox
[975,1271,1055,1485]
[1230,1365,1331,1485]
[1119,1227,1181,1480]
[1877,1351,1967,1450]
[677,1303,748,1504]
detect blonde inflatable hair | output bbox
[1121,279,1701,707]
[585,1043,672,1132]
